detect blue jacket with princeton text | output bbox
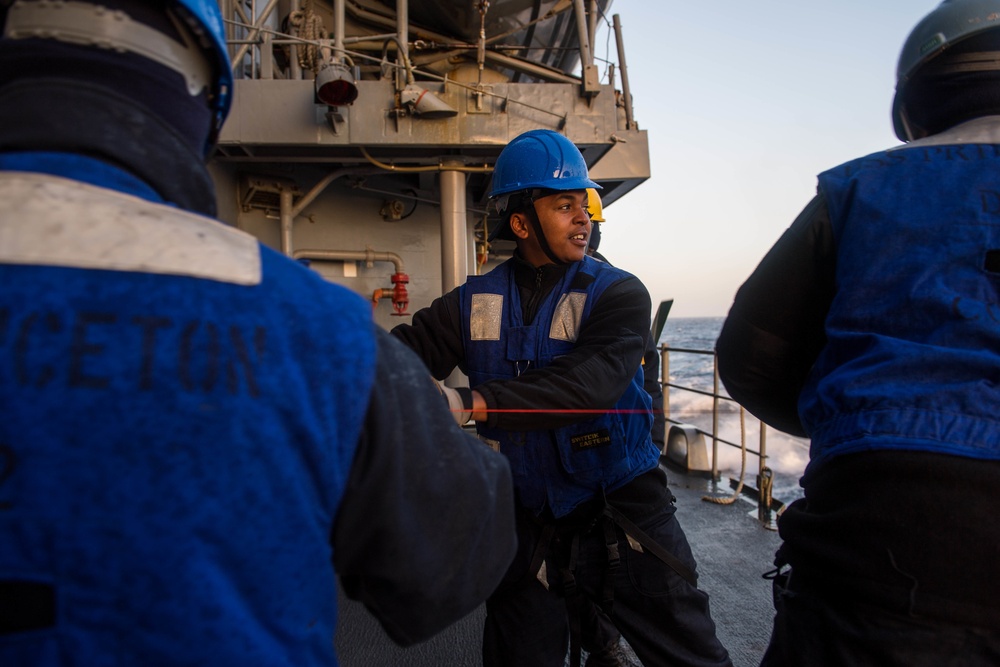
[800,137,1000,472]
[461,256,657,518]
[0,156,375,665]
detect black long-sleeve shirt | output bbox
[392,255,652,432]
[334,328,517,645]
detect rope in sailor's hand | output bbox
[701,407,746,505]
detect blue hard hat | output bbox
[173,0,233,143]
[488,129,600,200]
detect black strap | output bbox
[526,523,556,589]
[602,505,698,587]
[526,519,586,667]
[600,515,620,614]
[563,533,583,667]
[455,386,474,412]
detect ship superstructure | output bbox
[212,0,649,327]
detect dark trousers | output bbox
[482,507,732,667]
[760,570,1000,667]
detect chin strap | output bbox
[524,203,570,266]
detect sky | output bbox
[591,1,940,317]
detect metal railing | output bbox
[658,344,779,523]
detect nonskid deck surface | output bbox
[666,468,781,667]
[334,465,783,667]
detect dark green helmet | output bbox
[893,0,1000,140]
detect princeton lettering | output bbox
[0,307,266,397]
[133,316,173,390]
[69,312,116,390]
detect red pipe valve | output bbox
[389,272,409,316]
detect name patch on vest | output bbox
[550,292,587,342]
[570,429,611,452]
[470,293,503,340]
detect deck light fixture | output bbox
[315,61,358,106]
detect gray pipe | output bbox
[483,51,579,85]
[289,0,302,79]
[280,188,295,256]
[396,0,408,89]
[613,14,634,130]
[292,169,352,216]
[439,164,468,294]
[571,0,593,69]
[334,0,345,62]
[291,249,405,274]
[278,169,354,256]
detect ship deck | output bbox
[334,463,783,667]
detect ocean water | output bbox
[657,317,808,505]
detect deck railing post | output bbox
[660,345,669,423]
[758,426,773,523]
[711,353,720,482]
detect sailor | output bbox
[716,0,1000,664]
[0,0,516,663]
[392,129,732,667]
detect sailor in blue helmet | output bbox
[392,129,731,667]
[0,1,516,664]
[716,1,1000,664]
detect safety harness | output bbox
[526,494,697,667]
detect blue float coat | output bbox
[0,155,377,665]
[461,256,658,518]
[800,139,1000,471]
